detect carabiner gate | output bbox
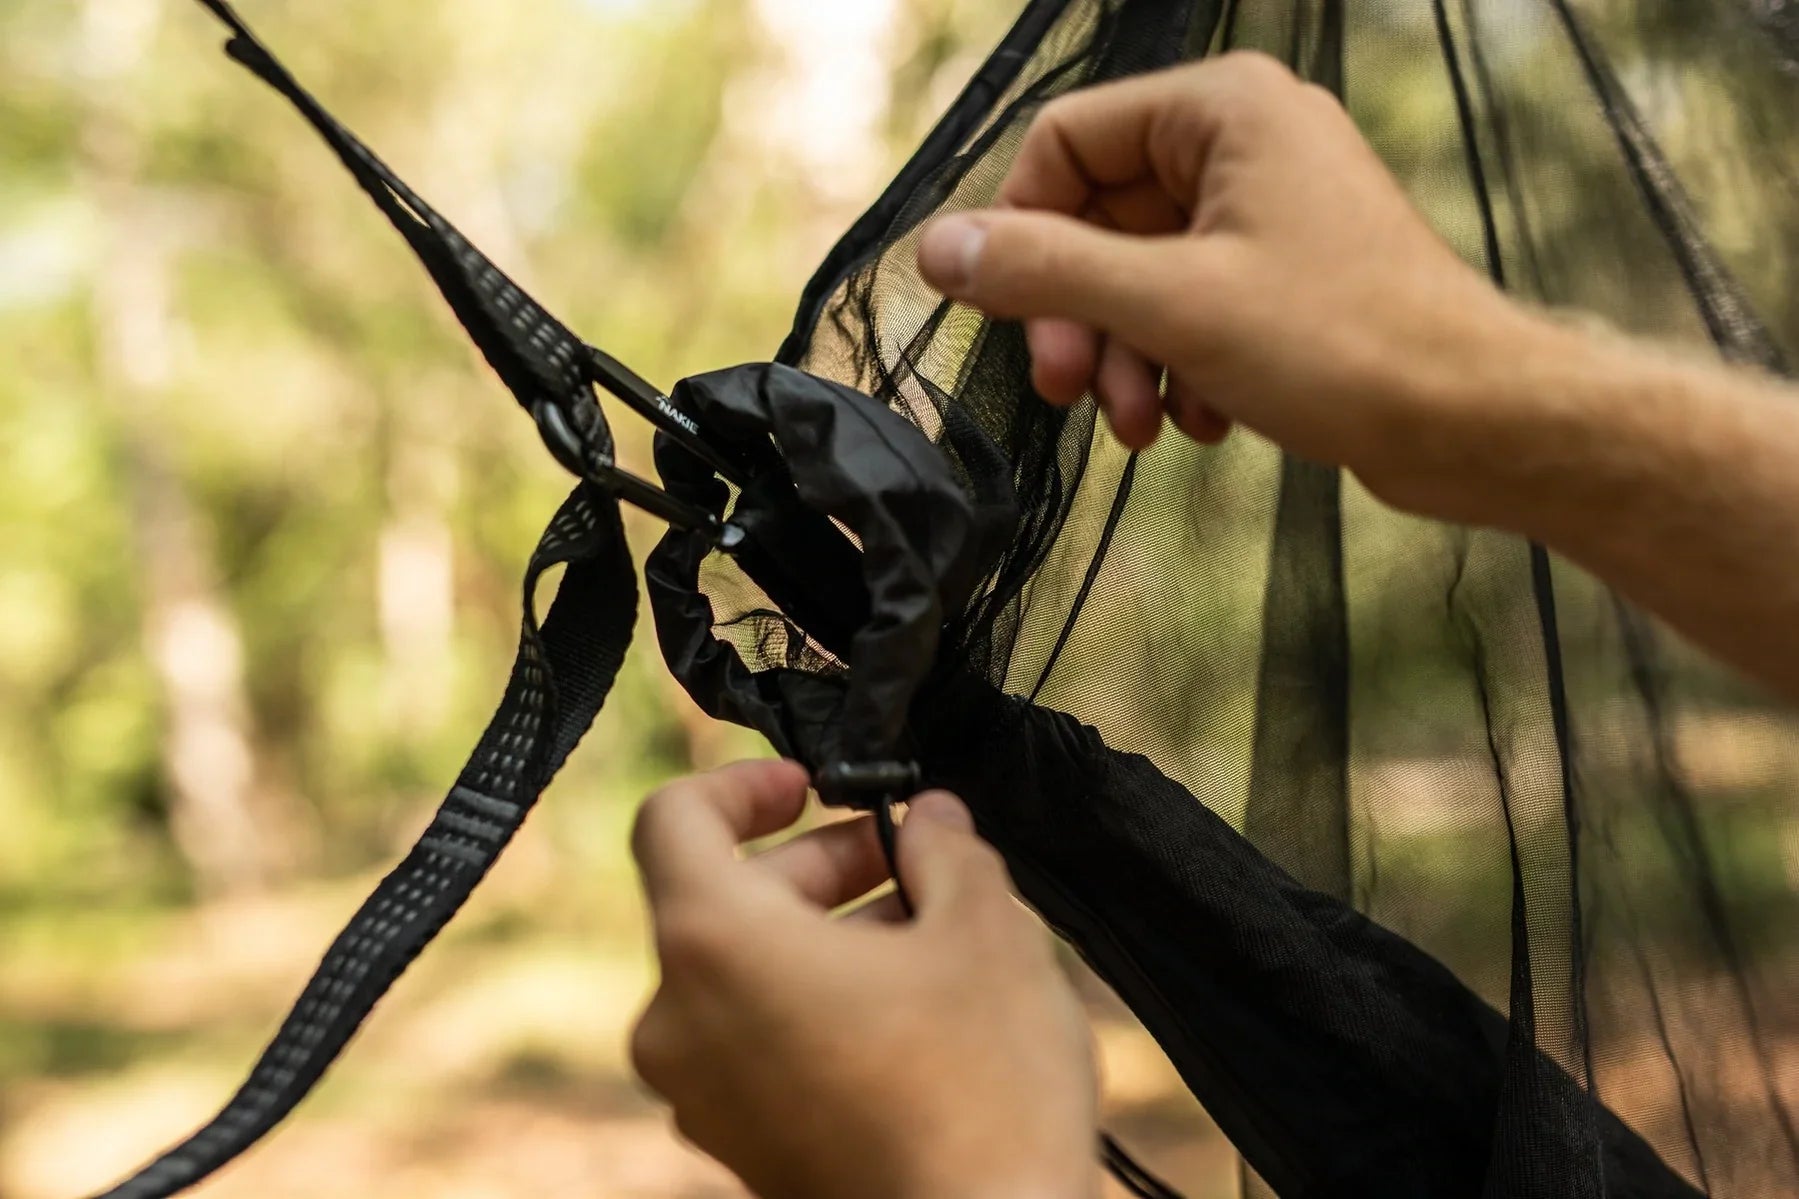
[532,352,747,552]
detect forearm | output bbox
[919,53,1799,698]
[1392,315,1799,699]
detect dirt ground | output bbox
[0,852,1237,1199]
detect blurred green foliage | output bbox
[0,0,1018,905]
[5,1,1799,1195]
[0,4,1032,1191]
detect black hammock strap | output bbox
[92,5,1187,1198]
[191,0,744,529]
[94,486,637,1199]
[90,6,656,1197]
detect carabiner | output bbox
[531,395,744,551]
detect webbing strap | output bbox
[139,8,1190,1197]
[94,487,636,1199]
[89,7,650,1194]
[194,0,614,457]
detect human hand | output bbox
[628,760,1101,1199]
[915,51,1555,516]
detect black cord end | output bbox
[817,759,921,918]
[815,759,920,809]
[871,798,914,919]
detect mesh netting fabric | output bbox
[672,1,1799,1194]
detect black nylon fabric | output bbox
[96,1,1799,1196]
[674,0,1799,1195]
[913,672,1701,1199]
[649,363,1016,772]
[96,7,1029,1196]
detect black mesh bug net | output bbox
[92,0,1799,1196]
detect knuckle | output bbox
[1300,80,1343,110]
[628,1004,679,1090]
[1020,230,1065,282]
[968,839,1010,881]
[977,221,1055,311]
[1214,49,1296,91]
[653,905,731,977]
[1035,91,1081,133]
[1007,94,1087,202]
[1020,223,1089,289]
[629,782,685,863]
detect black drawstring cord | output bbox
[1102,1131,1185,1199]
[872,794,915,919]
[835,775,1183,1199]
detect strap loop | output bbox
[93,487,637,1199]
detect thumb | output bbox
[917,210,1177,339]
[897,790,1013,915]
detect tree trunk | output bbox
[79,0,286,894]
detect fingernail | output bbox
[918,216,987,292]
[908,790,973,831]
